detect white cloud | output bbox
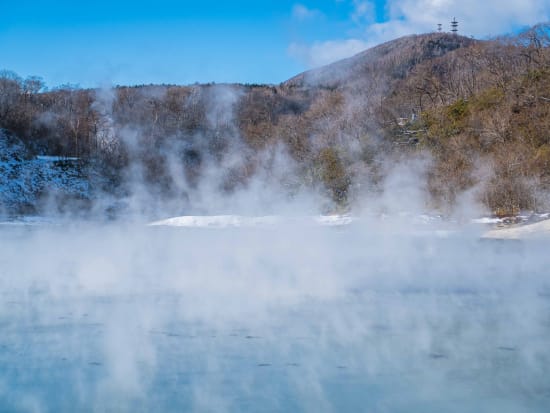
[288,38,370,67]
[292,3,324,21]
[382,0,550,38]
[351,0,376,23]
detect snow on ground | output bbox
[0,131,90,213]
[314,215,354,226]
[149,215,355,228]
[149,215,280,228]
[150,213,550,240]
[483,219,550,239]
[471,217,505,224]
[0,216,63,227]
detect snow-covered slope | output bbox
[0,131,90,214]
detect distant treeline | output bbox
[1,24,549,215]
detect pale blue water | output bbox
[0,225,549,412]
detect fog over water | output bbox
[1,219,549,412]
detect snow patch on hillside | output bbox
[0,131,90,214]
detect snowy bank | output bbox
[149,215,355,228]
[483,219,550,239]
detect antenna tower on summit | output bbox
[437,23,442,32]
[451,18,458,34]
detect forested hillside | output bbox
[1,24,549,216]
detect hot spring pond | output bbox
[0,224,549,412]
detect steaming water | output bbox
[1,222,549,412]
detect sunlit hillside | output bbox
[1,24,549,216]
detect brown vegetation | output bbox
[1,24,549,215]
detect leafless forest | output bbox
[1,25,549,216]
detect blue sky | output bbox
[1,0,549,88]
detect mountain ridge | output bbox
[0,25,549,217]
[283,33,477,89]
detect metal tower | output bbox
[451,18,458,34]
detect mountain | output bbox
[0,25,549,217]
[284,33,476,89]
